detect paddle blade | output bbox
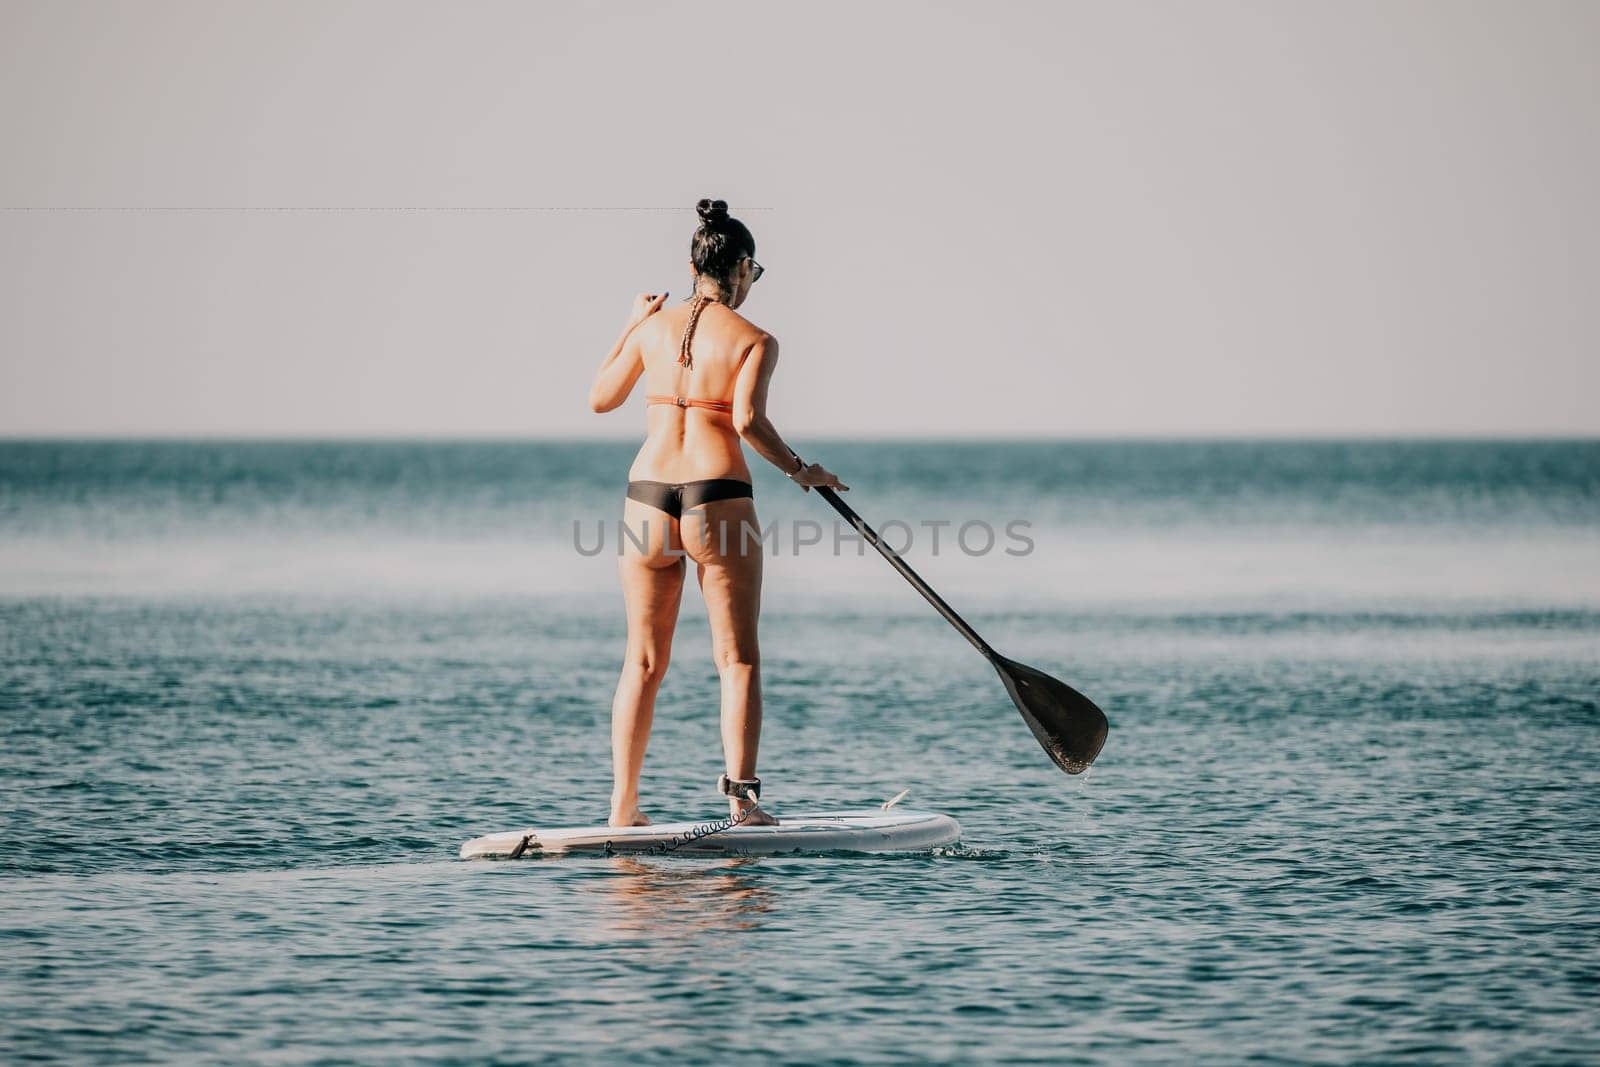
[994,657,1109,774]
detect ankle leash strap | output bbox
[716,774,761,802]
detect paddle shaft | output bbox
[813,485,997,661]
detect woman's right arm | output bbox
[732,333,847,491]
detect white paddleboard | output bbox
[460,808,960,859]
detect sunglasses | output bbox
[745,256,765,282]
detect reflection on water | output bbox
[600,856,775,941]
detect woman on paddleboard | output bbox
[589,198,847,828]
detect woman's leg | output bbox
[683,498,775,825]
[609,501,686,827]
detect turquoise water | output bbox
[2,440,1597,1064]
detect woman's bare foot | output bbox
[609,800,651,827]
[729,799,779,826]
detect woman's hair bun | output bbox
[688,199,754,284]
[696,198,730,227]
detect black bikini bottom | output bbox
[626,478,753,519]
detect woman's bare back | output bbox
[627,301,767,485]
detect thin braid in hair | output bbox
[679,293,713,369]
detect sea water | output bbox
[2,440,1596,1064]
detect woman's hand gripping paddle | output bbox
[813,486,1108,774]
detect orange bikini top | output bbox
[646,394,733,414]
[646,293,733,415]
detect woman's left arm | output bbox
[589,292,667,412]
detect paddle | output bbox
[812,485,1108,774]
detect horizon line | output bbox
[1,431,1596,444]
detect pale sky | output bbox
[1,0,1595,438]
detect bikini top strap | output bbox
[646,394,733,414]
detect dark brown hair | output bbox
[689,198,755,296]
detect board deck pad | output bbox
[460,808,961,858]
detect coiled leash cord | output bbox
[507,776,768,858]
